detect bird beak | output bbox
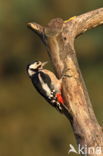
[42,61,48,67]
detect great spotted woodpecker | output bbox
[26,61,66,113]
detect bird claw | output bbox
[62,68,72,79]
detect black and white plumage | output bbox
[26,61,64,112]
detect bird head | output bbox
[27,61,48,77]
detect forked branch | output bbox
[27,8,103,156]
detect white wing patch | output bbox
[38,73,51,96]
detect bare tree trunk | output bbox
[27,8,103,156]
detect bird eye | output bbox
[37,62,40,65]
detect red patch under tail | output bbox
[56,93,64,104]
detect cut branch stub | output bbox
[27,8,103,155]
[44,18,64,37]
[27,22,44,37]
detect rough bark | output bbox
[27,8,103,156]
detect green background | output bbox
[0,0,103,156]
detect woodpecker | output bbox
[26,61,66,113]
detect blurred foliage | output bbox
[0,0,103,156]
